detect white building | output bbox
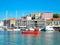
[30,12,42,19]
[0,20,4,26]
[42,12,53,20]
[26,16,31,20]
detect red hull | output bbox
[22,31,39,34]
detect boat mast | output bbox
[6,10,8,28]
[6,10,8,20]
[16,11,17,19]
[16,10,18,28]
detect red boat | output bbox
[21,28,40,34]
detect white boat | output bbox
[29,28,34,31]
[39,28,43,31]
[2,26,8,31]
[45,25,54,32]
[26,28,34,31]
[13,29,20,31]
[44,18,54,32]
[13,26,21,31]
[0,27,4,31]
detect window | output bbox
[54,21,55,24]
[59,21,60,24]
[32,17,35,20]
[55,21,58,25]
[16,20,19,22]
[35,21,37,23]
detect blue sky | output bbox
[0,0,60,20]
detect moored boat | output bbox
[21,28,40,34]
[13,29,20,31]
[45,25,54,32]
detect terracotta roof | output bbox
[46,18,60,22]
[7,18,16,20]
[46,19,52,22]
[52,18,60,21]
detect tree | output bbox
[53,14,59,18]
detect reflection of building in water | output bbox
[39,32,54,45]
[24,35,40,45]
[44,33,54,45]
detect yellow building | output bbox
[9,18,16,27]
[30,12,42,19]
[4,18,16,28]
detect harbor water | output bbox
[0,31,60,45]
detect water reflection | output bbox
[4,31,21,45]
[42,32,54,45]
[0,31,60,45]
[21,34,40,45]
[0,31,4,45]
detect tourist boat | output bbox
[21,28,40,34]
[45,25,54,32]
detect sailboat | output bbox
[3,10,8,31]
[4,10,13,31]
[13,11,20,31]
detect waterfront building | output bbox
[26,16,31,20]
[46,19,52,25]
[15,16,31,29]
[42,12,53,20]
[46,18,60,31]
[15,16,45,29]
[46,18,60,26]
[15,18,22,27]
[27,19,45,29]
[30,12,42,19]
[50,18,60,26]
[4,18,16,28]
[21,16,31,26]
[21,16,31,20]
